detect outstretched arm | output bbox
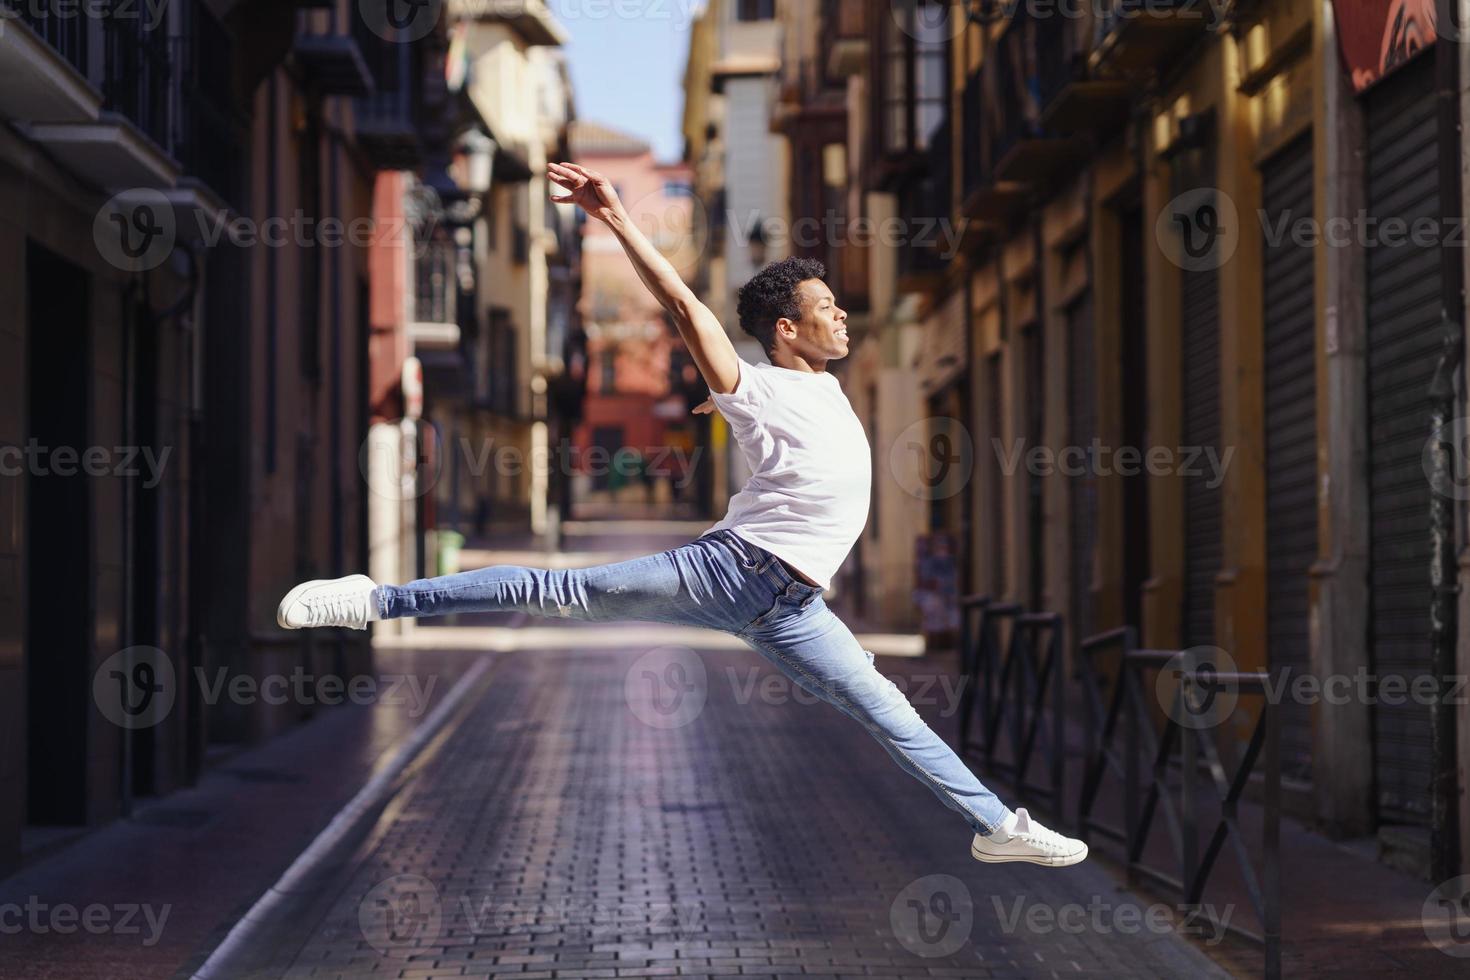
[548,161,740,394]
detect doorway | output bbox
[25,241,93,826]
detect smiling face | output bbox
[779,279,849,361]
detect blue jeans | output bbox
[375,528,1009,836]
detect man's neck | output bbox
[769,350,828,373]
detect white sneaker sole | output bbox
[276,575,376,630]
[970,841,1089,867]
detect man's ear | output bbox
[774,317,797,344]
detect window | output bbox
[601,350,617,393]
[882,0,949,154]
[663,180,693,198]
[487,307,518,416]
[737,0,775,21]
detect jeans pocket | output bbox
[746,592,791,631]
[727,534,761,570]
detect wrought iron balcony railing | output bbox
[170,0,239,203]
[896,116,951,285]
[102,12,171,148]
[4,0,89,75]
[415,236,457,327]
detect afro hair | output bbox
[735,256,828,355]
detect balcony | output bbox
[0,4,96,127]
[895,118,951,293]
[1089,0,1212,76]
[14,8,179,192]
[355,40,425,168]
[293,5,374,96]
[410,235,462,350]
[990,14,1088,185]
[1034,3,1130,135]
[959,66,1026,230]
[165,1,238,224]
[822,0,867,78]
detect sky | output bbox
[548,0,698,164]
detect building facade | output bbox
[736,0,1470,879]
[0,0,493,875]
[568,120,700,514]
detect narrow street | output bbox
[214,524,1223,979]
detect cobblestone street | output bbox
[247,528,1224,980]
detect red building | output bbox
[569,122,702,511]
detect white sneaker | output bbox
[970,808,1088,867]
[277,574,379,630]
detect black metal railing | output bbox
[896,117,950,280]
[4,0,90,76]
[355,34,420,131]
[1093,0,1202,54]
[958,597,1067,813]
[1075,628,1282,978]
[961,66,987,200]
[415,237,456,325]
[103,11,171,148]
[171,1,238,203]
[1034,2,1080,116]
[991,16,1042,169]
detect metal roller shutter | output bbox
[1261,132,1317,786]
[1181,260,1222,651]
[1365,54,1441,827]
[1067,294,1097,644]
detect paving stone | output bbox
[275,617,1229,980]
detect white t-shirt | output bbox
[705,357,872,589]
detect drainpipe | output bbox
[118,246,199,817]
[1429,30,1464,884]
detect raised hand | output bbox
[547,161,622,223]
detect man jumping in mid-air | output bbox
[278,161,1087,868]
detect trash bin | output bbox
[437,530,465,576]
